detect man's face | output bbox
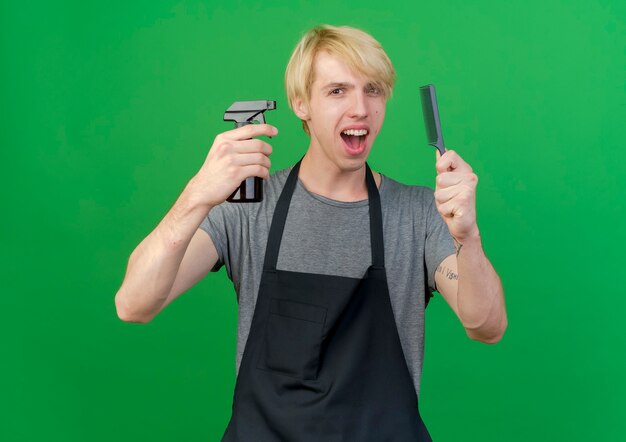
[295,51,387,173]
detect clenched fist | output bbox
[434,150,480,242]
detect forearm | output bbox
[115,179,213,322]
[455,232,507,343]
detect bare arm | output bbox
[114,189,218,323]
[435,242,507,343]
[114,124,277,323]
[432,150,507,343]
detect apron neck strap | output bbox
[365,162,385,268]
[263,159,385,271]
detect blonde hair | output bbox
[285,25,396,134]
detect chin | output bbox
[338,154,369,172]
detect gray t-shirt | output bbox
[200,166,455,395]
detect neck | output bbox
[298,150,381,202]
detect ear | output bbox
[293,97,310,120]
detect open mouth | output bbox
[340,128,368,155]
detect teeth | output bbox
[342,129,368,136]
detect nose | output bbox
[348,91,368,119]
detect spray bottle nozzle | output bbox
[224,100,277,127]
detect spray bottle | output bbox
[223,100,277,202]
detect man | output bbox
[115,25,507,441]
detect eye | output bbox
[329,88,344,96]
[366,84,382,96]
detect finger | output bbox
[436,199,462,219]
[239,164,270,181]
[233,139,273,156]
[435,171,464,189]
[436,150,472,174]
[224,124,278,141]
[437,171,479,190]
[234,152,271,169]
[434,184,462,205]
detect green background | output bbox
[2,0,624,440]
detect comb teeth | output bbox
[419,84,446,155]
[420,87,437,144]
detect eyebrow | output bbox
[322,82,355,90]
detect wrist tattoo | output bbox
[453,238,463,257]
[436,264,458,281]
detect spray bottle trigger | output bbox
[253,113,266,125]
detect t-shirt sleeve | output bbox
[199,201,247,281]
[423,189,456,293]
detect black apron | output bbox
[222,161,432,441]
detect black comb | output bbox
[419,84,446,156]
